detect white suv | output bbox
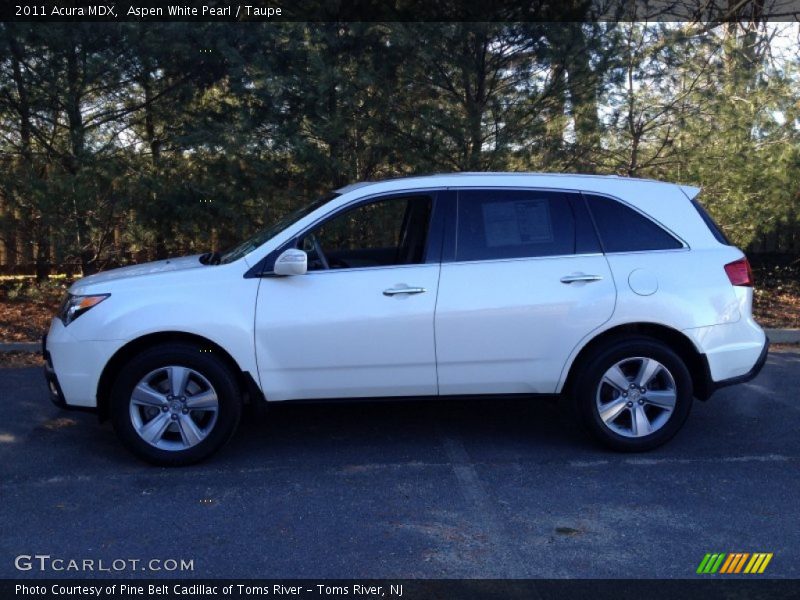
[44,173,768,465]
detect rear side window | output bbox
[691,198,731,245]
[455,190,576,261]
[584,193,683,253]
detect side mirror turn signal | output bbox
[273,248,308,276]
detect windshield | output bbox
[219,193,338,264]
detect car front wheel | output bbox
[573,337,693,452]
[110,343,242,465]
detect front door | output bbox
[255,192,443,400]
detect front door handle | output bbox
[383,286,426,296]
[560,274,603,284]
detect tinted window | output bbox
[570,194,603,255]
[585,194,683,253]
[691,198,731,245]
[300,196,432,270]
[456,190,575,261]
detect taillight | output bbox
[724,257,753,287]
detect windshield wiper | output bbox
[199,251,221,265]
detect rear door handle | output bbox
[560,274,603,284]
[383,286,426,296]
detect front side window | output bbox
[455,190,576,261]
[299,195,432,271]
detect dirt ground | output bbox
[0,278,66,342]
[0,351,43,368]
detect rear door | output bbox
[434,188,616,395]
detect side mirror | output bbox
[273,248,307,276]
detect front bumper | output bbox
[42,332,97,414]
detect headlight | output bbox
[58,294,110,326]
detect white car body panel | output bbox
[45,318,121,408]
[435,254,615,395]
[681,285,765,382]
[44,173,766,410]
[72,254,206,286]
[50,262,260,407]
[255,264,440,400]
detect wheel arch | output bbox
[96,331,262,421]
[561,323,712,400]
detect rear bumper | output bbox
[696,335,769,400]
[683,311,768,399]
[706,335,769,393]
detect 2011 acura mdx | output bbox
[43,173,769,465]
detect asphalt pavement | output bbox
[1,351,798,579]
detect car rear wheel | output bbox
[572,337,693,451]
[110,343,242,465]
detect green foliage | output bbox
[1,276,67,302]
[0,21,798,276]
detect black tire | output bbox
[110,343,242,466]
[571,336,693,452]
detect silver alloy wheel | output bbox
[595,356,677,438]
[129,366,219,451]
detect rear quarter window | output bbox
[584,193,683,253]
[691,198,732,245]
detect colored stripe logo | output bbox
[697,552,773,574]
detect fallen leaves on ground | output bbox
[751,255,800,329]
[0,279,66,342]
[753,290,800,328]
[0,351,43,368]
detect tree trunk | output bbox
[8,30,32,162]
[65,40,96,275]
[543,64,567,166]
[564,24,600,172]
[35,236,50,281]
[545,23,600,172]
[141,69,170,260]
[8,26,40,275]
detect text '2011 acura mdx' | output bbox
[44,173,768,465]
